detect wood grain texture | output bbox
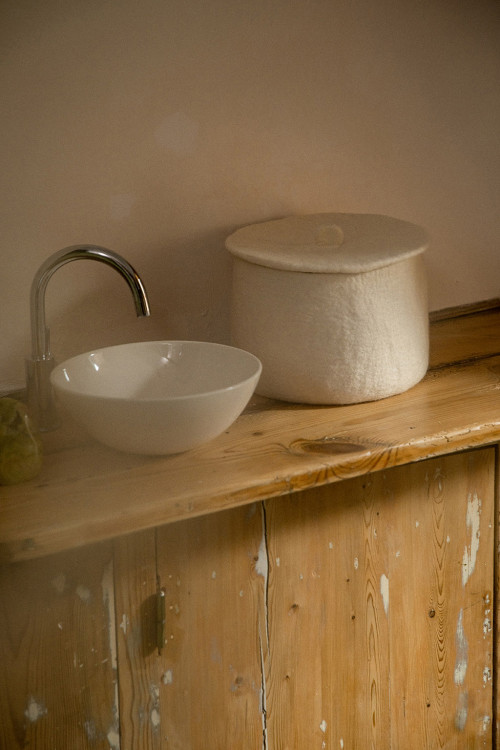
[0,542,118,749]
[429,298,500,323]
[429,306,500,369]
[263,449,494,749]
[1,308,499,563]
[113,529,161,749]
[1,450,494,748]
[115,505,266,749]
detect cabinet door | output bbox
[264,447,495,749]
[114,448,495,749]
[114,503,266,749]
[0,542,118,749]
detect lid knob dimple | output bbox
[314,223,344,248]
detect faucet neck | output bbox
[30,245,150,360]
[27,244,151,430]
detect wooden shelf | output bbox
[1,306,499,564]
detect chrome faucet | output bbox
[26,245,151,431]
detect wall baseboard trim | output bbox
[429,298,500,323]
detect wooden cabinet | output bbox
[113,448,495,749]
[263,449,495,749]
[0,542,118,749]
[3,448,494,748]
[1,306,499,748]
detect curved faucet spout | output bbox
[30,245,150,360]
[26,244,151,430]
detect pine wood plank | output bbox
[0,309,499,563]
[263,475,391,748]
[429,306,500,369]
[263,449,494,749]
[113,529,161,749]
[151,504,265,748]
[0,542,118,749]
[387,449,494,748]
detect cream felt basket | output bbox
[225,213,429,405]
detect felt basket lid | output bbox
[225,213,429,273]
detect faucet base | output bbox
[26,356,59,431]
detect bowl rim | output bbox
[50,340,262,404]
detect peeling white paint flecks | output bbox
[84,719,98,741]
[107,727,120,749]
[51,573,66,594]
[276,557,281,567]
[483,593,492,638]
[353,557,359,570]
[211,570,217,579]
[119,614,129,635]
[462,492,481,587]
[101,560,120,748]
[340,740,344,749]
[380,574,389,616]
[415,521,420,528]
[455,692,468,732]
[76,585,91,604]
[256,530,268,579]
[320,719,327,733]
[101,560,117,671]
[162,669,173,685]
[246,503,258,520]
[483,666,492,687]
[328,542,334,550]
[25,697,47,723]
[482,715,491,733]
[454,609,468,686]
[483,614,492,637]
[257,506,269,750]
[149,683,161,731]
[455,707,467,732]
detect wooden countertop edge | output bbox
[1,414,498,565]
[1,305,500,564]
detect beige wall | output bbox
[1,0,499,391]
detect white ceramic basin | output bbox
[50,341,262,455]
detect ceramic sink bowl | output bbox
[50,341,262,455]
